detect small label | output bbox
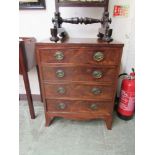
[113,5,129,17]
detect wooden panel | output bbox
[44,83,114,100]
[42,65,117,83]
[36,38,124,47]
[39,47,121,65]
[46,99,112,114]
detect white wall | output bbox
[19,0,134,94]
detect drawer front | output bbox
[44,83,114,100]
[46,99,112,113]
[39,47,121,65]
[42,65,116,82]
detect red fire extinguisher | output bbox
[117,68,135,120]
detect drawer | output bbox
[46,99,112,113]
[44,83,114,101]
[39,47,122,65]
[42,65,117,83]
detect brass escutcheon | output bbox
[54,51,64,61]
[57,103,66,110]
[91,87,102,95]
[90,103,97,110]
[93,52,104,62]
[56,70,65,78]
[92,70,103,79]
[57,87,66,94]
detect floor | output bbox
[19,101,135,155]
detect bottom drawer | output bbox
[46,99,113,114]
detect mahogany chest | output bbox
[36,38,124,130]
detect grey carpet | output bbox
[19,101,135,155]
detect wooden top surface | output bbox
[36,38,124,47]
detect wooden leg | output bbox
[19,42,35,119]
[36,65,43,102]
[45,115,54,127]
[22,71,35,119]
[104,116,112,130]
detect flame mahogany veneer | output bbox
[36,38,123,130]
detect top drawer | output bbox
[38,47,122,65]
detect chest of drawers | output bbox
[36,38,124,130]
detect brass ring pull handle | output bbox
[57,87,66,94]
[91,87,102,95]
[54,51,64,61]
[93,52,104,62]
[90,103,97,110]
[92,70,103,79]
[56,70,65,78]
[57,103,66,110]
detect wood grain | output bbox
[39,47,121,65]
[42,65,117,82]
[36,38,124,130]
[44,83,114,100]
[46,99,112,114]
